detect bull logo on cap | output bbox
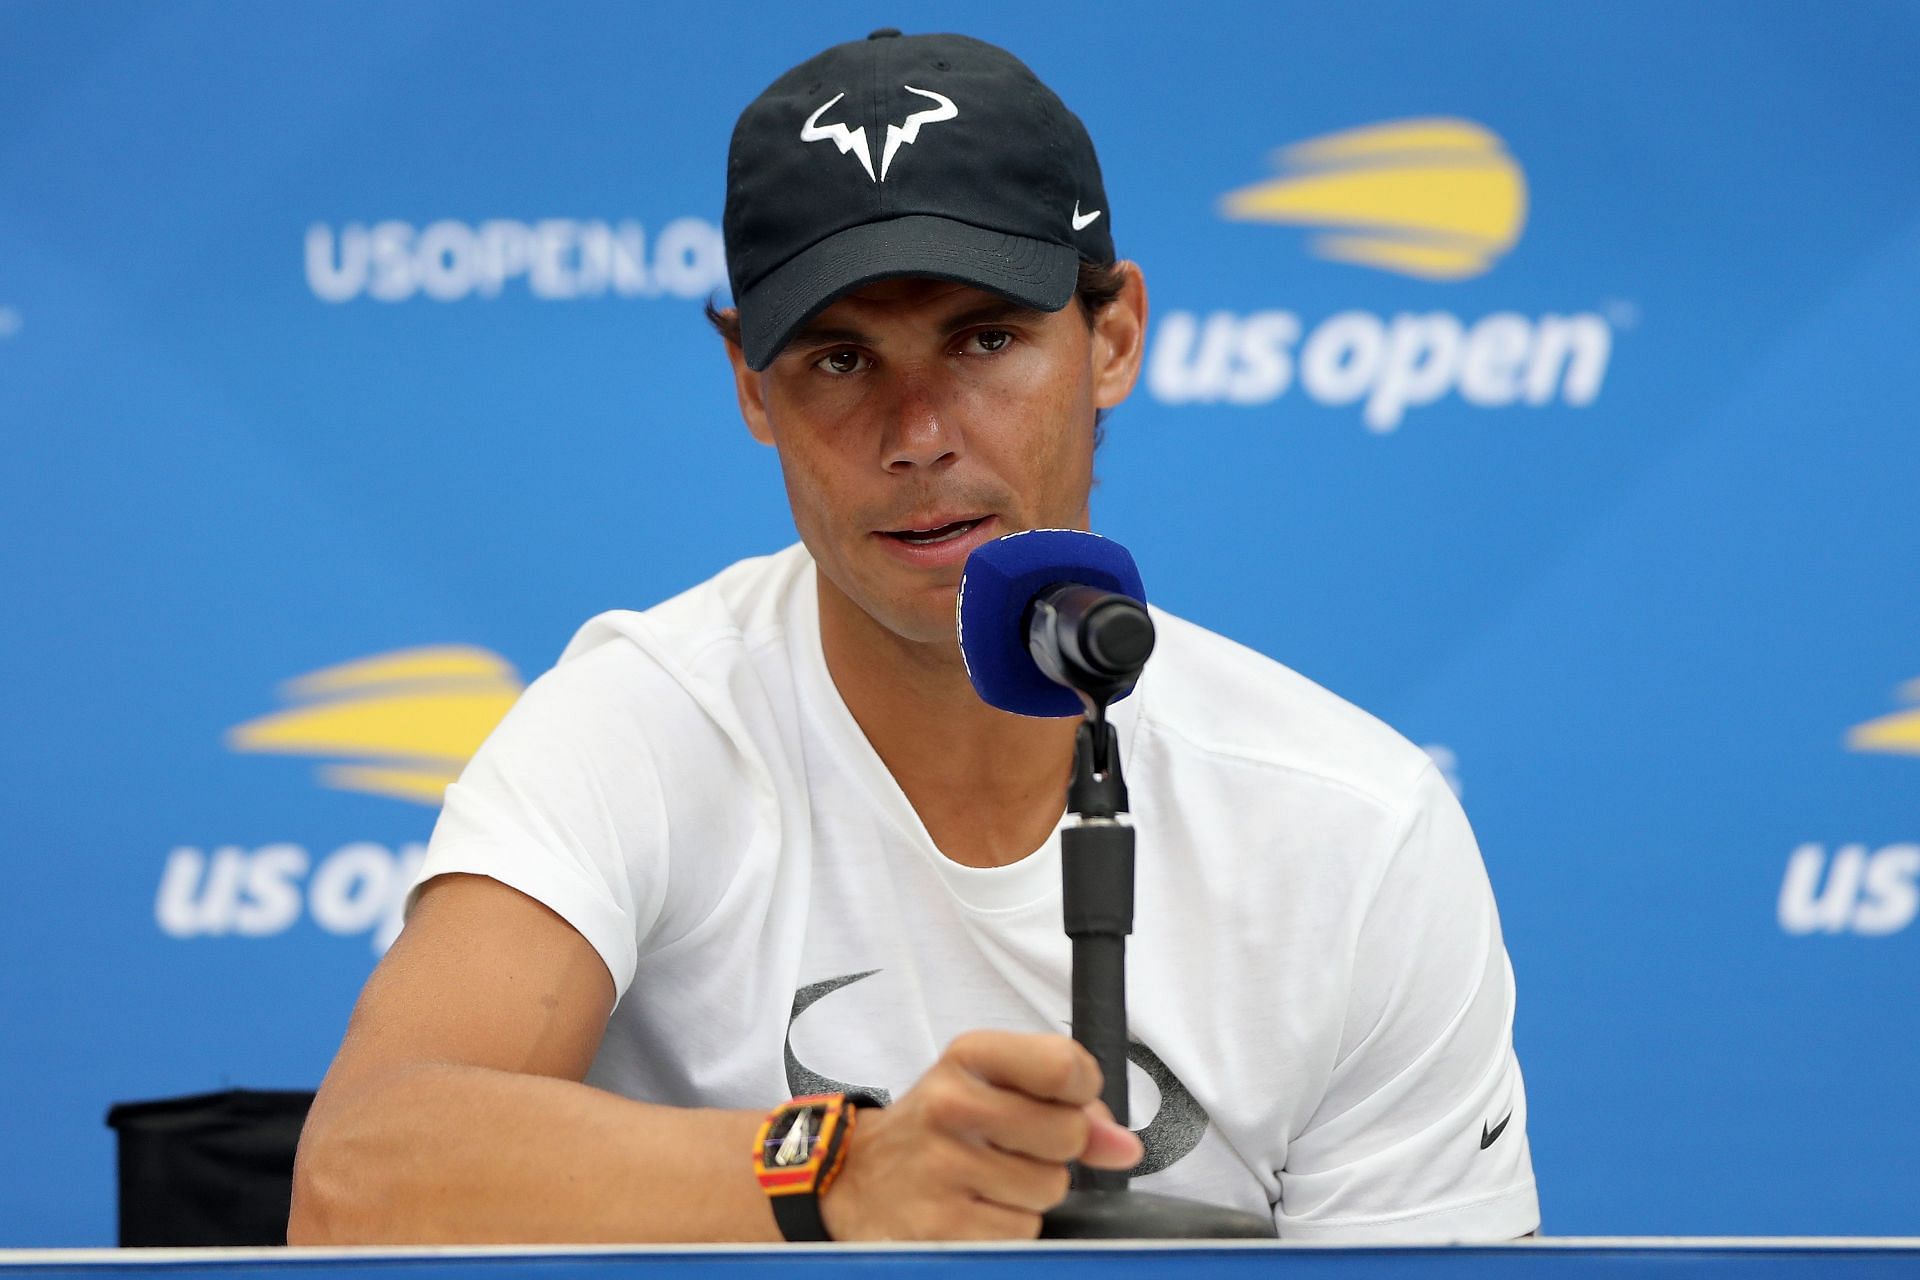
[800,85,958,182]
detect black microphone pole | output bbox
[1063,700,1132,1194]
[1028,589,1275,1239]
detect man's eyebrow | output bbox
[780,297,1050,356]
[781,320,872,352]
[941,298,1051,333]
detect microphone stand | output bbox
[1039,694,1276,1239]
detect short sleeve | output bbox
[406,640,671,1002]
[1277,764,1539,1241]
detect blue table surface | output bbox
[5,1240,1920,1278]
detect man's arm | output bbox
[288,872,781,1244]
[289,872,1142,1244]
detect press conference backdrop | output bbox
[4,0,1917,1246]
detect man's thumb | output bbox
[1077,1100,1144,1170]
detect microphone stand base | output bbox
[1039,1189,1277,1240]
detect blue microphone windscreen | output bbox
[956,529,1148,717]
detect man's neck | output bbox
[816,572,1078,869]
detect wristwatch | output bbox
[752,1090,885,1241]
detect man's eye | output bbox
[972,329,1013,353]
[817,349,865,374]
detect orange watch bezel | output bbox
[753,1092,857,1197]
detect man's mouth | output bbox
[882,517,987,547]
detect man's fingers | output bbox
[958,1079,1093,1162]
[836,1036,1153,1243]
[931,1035,1142,1169]
[944,1030,1102,1105]
[955,1143,1074,1215]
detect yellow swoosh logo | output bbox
[227,645,524,806]
[1219,117,1528,281]
[1847,678,1920,757]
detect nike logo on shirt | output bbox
[783,969,1208,1175]
[1481,1109,1514,1149]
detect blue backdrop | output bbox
[4,0,1917,1245]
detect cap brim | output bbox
[737,215,1080,370]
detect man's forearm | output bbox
[289,1062,778,1244]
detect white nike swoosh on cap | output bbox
[1072,202,1102,231]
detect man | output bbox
[289,30,1538,1244]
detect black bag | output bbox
[105,1088,315,1246]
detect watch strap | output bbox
[768,1170,835,1243]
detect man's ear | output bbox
[1090,262,1148,412]
[717,309,776,446]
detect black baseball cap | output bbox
[724,29,1116,371]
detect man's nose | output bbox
[880,377,960,472]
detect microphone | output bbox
[955,530,1278,1242]
[1027,584,1155,703]
[957,529,1153,717]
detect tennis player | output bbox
[290,30,1539,1245]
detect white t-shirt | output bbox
[413,543,1540,1242]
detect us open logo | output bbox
[154,646,524,952]
[1775,679,1920,937]
[1148,117,1625,433]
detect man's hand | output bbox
[819,1031,1143,1241]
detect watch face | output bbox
[764,1105,822,1171]
[757,1093,851,1194]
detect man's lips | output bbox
[871,514,1000,567]
[878,513,992,545]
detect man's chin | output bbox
[813,557,961,652]
[872,594,966,651]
